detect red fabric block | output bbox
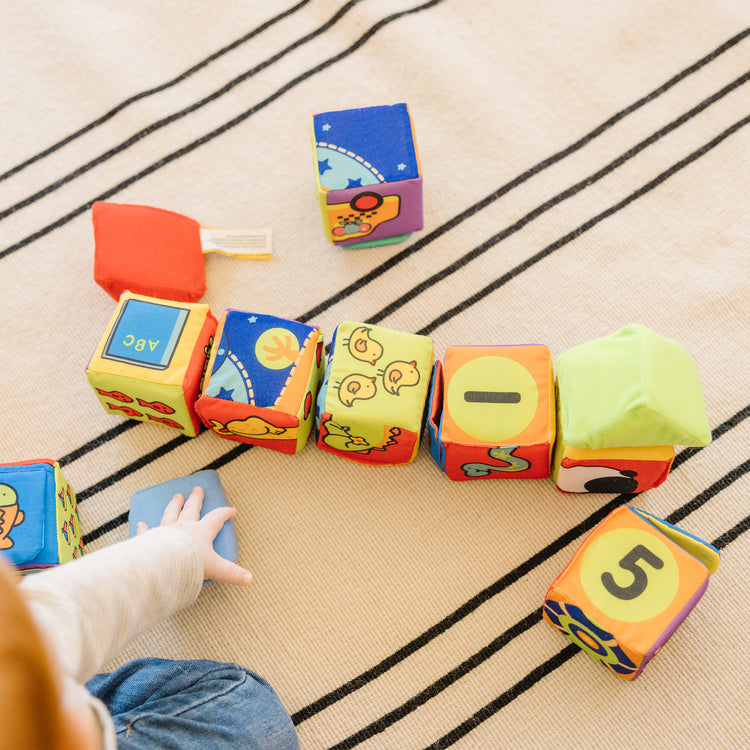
[92,201,206,302]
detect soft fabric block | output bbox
[195,310,324,454]
[0,459,83,574]
[556,324,711,449]
[552,403,675,493]
[128,470,239,578]
[93,201,207,302]
[312,103,423,247]
[552,440,675,494]
[543,505,718,680]
[86,292,217,437]
[316,322,434,465]
[428,345,555,480]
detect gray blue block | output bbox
[128,469,239,580]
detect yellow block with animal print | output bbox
[316,321,434,465]
[86,292,217,437]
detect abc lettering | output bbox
[123,335,160,352]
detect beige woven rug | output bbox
[2,1,748,747]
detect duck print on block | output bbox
[316,322,433,466]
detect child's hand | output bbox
[136,487,252,587]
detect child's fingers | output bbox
[181,487,205,521]
[161,493,186,525]
[200,505,238,537]
[136,521,149,535]
[208,554,252,587]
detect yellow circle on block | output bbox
[255,328,300,370]
[579,528,679,623]
[446,356,538,443]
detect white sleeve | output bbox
[19,526,204,684]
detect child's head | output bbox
[0,557,99,749]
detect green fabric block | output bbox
[557,324,711,449]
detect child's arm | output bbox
[20,487,251,684]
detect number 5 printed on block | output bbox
[601,544,665,600]
[580,528,679,622]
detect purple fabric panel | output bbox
[327,177,423,246]
[633,572,710,679]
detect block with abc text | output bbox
[543,505,719,680]
[427,345,555,480]
[316,322,433,465]
[195,310,324,454]
[86,291,217,437]
[0,459,83,574]
[312,103,423,248]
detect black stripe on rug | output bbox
[298,27,750,321]
[0,0,361,220]
[0,0,446,259]
[0,0,313,182]
[290,405,749,725]
[420,503,750,749]
[419,113,750,335]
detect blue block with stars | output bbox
[195,310,325,454]
[312,103,423,248]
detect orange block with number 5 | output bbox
[543,505,719,680]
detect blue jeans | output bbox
[87,658,300,750]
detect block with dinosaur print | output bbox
[195,310,325,454]
[0,459,83,574]
[86,291,217,437]
[316,321,434,465]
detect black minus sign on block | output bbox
[464,391,521,404]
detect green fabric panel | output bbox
[341,232,412,249]
[557,324,711,449]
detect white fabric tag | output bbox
[199,227,272,259]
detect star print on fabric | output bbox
[318,159,332,175]
[322,123,331,131]
[397,163,406,170]
[247,316,258,324]
[346,178,362,188]
[217,386,235,399]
